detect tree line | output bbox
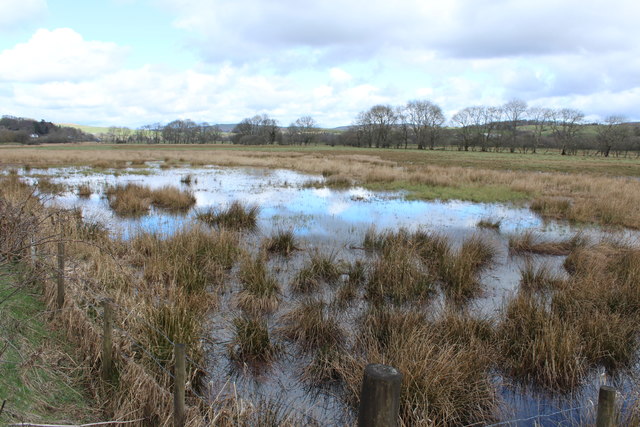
[101,99,639,156]
[8,99,640,156]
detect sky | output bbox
[1,0,639,128]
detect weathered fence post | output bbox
[30,237,37,266]
[101,299,113,381]
[174,343,186,427]
[596,385,617,427]
[358,363,402,427]
[56,241,65,310]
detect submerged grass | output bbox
[509,231,588,256]
[262,229,298,256]
[290,250,341,293]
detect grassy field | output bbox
[57,123,111,135]
[2,143,640,228]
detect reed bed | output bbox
[229,316,278,363]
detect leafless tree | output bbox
[596,115,628,157]
[527,107,554,153]
[288,116,318,145]
[551,108,584,155]
[503,99,528,152]
[405,100,445,150]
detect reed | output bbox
[509,231,588,256]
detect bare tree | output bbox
[288,116,318,145]
[527,107,554,153]
[551,108,584,155]
[596,115,628,157]
[405,100,445,150]
[503,99,528,153]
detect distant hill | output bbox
[58,123,110,135]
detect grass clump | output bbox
[509,231,587,256]
[341,305,499,426]
[229,316,277,363]
[497,291,588,391]
[279,299,344,351]
[36,176,66,194]
[530,197,572,219]
[477,217,501,230]
[367,241,433,305]
[77,183,92,198]
[236,253,280,315]
[107,183,195,216]
[149,185,196,211]
[138,289,208,371]
[434,235,497,303]
[132,227,239,293]
[520,260,564,292]
[262,228,298,256]
[290,251,341,293]
[197,200,260,230]
[106,183,152,216]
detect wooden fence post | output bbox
[596,385,617,427]
[174,343,186,427]
[56,241,65,310]
[30,237,37,266]
[101,299,113,381]
[358,363,402,427]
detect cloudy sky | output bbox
[1,0,638,128]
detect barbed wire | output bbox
[475,400,597,427]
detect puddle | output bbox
[10,164,640,425]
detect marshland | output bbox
[2,144,640,426]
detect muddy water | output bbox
[14,164,640,425]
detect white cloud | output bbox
[0,28,128,83]
[0,0,47,32]
[160,0,640,64]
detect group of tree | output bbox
[0,116,94,144]
[5,100,640,157]
[344,100,639,156]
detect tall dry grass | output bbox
[335,305,500,426]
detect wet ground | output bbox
[11,163,640,425]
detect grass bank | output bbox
[0,267,98,424]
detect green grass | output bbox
[0,267,97,424]
[365,180,529,203]
[57,123,111,135]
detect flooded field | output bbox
[11,163,640,425]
